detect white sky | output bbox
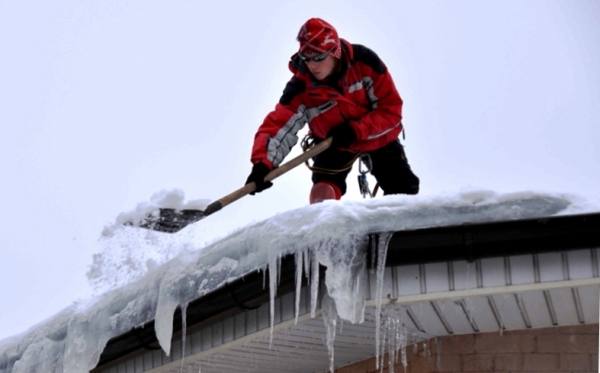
[1,0,599,341]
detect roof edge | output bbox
[95,212,600,369]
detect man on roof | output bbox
[245,18,420,203]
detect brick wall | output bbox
[335,324,598,373]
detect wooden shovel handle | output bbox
[202,138,332,217]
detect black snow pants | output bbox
[311,138,420,196]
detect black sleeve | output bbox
[279,76,306,105]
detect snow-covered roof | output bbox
[0,190,597,372]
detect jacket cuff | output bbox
[258,159,274,170]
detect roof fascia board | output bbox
[385,212,600,266]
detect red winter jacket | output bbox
[251,39,403,169]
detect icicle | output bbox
[389,326,396,373]
[179,302,188,373]
[294,249,304,325]
[322,292,338,373]
[375,305,409,373]
[304,247,311,281]
[374,232,393,369]
[422,340,430,358]
[352,257,362,323]
[392,318,399,367]
[400,325,408,371]
[370,234,377,274]
[277,253,282,286]
[310,250,320,318]
[381,317,389,373]
[397,319,401,354]
[268,254,279,347]
[464,263,474,329]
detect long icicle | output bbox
[310,249,320,318]
[179,302,188,373]
[269,254,279,347]
[322,293,338,373]
[294,249,304,325]
[374,232,393,370]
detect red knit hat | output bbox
[296,18,342,59]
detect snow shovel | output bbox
[130,137,333,233]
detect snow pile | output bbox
[88,189,212,293]
[103,188,210,237]
[0,190,596,373]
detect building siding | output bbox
[335,324,599,373]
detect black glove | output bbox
[245,162,273,195]
[327,122,357,148]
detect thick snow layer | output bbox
[0,190,596,373]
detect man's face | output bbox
[301,51,337,81]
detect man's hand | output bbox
[245,162,273,195]
[327,122,357,148]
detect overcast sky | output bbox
[1,0,599,341]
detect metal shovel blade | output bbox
[134,208,206,233]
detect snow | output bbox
[0,189,597,373]
[104,188,211,236]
